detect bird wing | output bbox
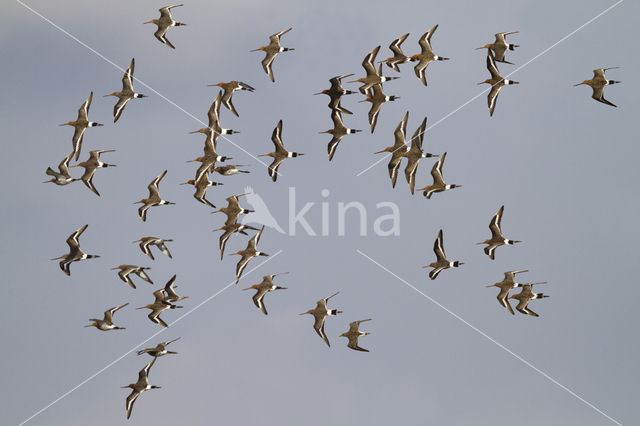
[313,313,330,347]
[80,166,100,196]
[429,265,445,280]
[58,152,74,178]
[71,126,86,161]
[367,97,383,133]
[487,83,503,117]
[430,152,446,187]
[271,120,286,153]
[394,111,409,145]
[119,268,137,289]
[404,158,419,195]
[113,97,131,123]
[414,60,431,86]
[327,135,343,161]
[433,229,446,260]
[66,224,88,250]
[388,157,403,188]
[157,242,172,259]
[78,92,92,121]
[148,309,169,327]
[154,27,175,49]
[139,239,154,260]
[252,290,268,315]
[390,33,409,55]
[148,170,167,198]
[271,27,292,41]
[235,254,252,282]
[164,274,178,296]
[591,86,616,107]
[347,338,369,352]
[267,156,286,182]
[105,303,128,323]
[362,45,381,76]
[489,205,505,239]
[486,51,502,80]
[497,287,515,315]
[137,269,153,284]
[122,58,135,92]
[125,389,141,419]
[261,52,277,82]
[420,24,438,50]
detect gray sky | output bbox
[2,0,638,425]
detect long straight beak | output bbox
[374,149,387,154]
[573,82,585,86]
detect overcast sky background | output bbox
[1,0,638,425]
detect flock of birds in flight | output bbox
[42,4,621,420]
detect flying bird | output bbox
[486,270,531,315]
[44,152,78,186]
[162,274,188,303]
[215,222,259,260]
[51,224,99,276]
[137,289,183,328]
[233,226,268,283]
[410,25,449,86]
[189,91,240,151]
[476,31,519,64]
[340,318,372,352]
[180,173,222,208]
[122,357,161,419]
[574,67,621,107]
[60,92,102,161]
[477,205,521,260]
[509,284,549,317]
[213,193,254,225]
[300,291,342,347]
[207,81,255,117]
[418,152,461,199]
[359,65,400,133]
[320,110,361,161]
[379,33,411,72]
[375,111,410,188]
[137,337,181,357]
[135,170,175,222]
[112,265,153,289]
[404,117,438,194]
[85,303,128,331]
[423,229,463,280]
[72,149,116,196]
[144,4,186,49]
[243,273,288,315]
[105,58,147,123]
[478,50,519,116]
[349,45,398,95]
[251,28,294,82]
[314,73,356,115]
[212,164,250,176]
[133,236,173,260]
[259,120,303,181]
